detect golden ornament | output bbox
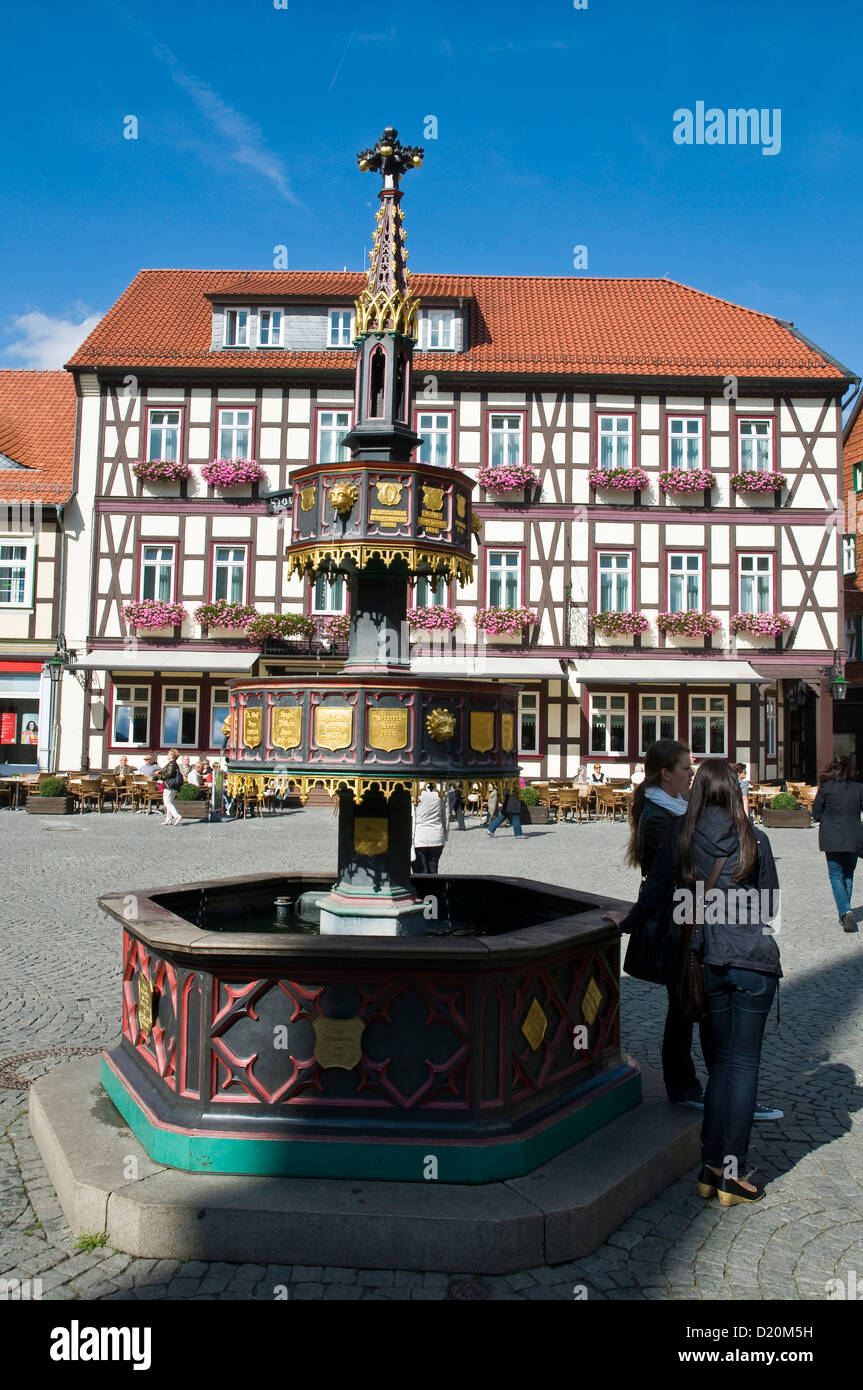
[426,708,456,742]
[329,482,358,516]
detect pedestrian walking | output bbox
[487,788,524,839]
[446,783,466,831]
[484,785,500,825]
[160,750,184,826]
[812,755,863,932]
[412,784,448,873]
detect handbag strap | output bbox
[704,856,727,892]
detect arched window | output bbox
[369,346,386,418]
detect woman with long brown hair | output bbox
[812,756,863,932]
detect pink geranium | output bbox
[658,469,717,494]
[125,600,187,630]
[588,467,650,491]
[730,612,791,637]
[477,464,539,493]
[475,607,537,636]
[730,472,787,494]
[591,610,650,636]
[202,458,265,488]
[656,611,722,637]
[407,607,464,632]
[194,599,259,629]
[131,458,191,482]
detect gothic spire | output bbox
[354,127,424,339]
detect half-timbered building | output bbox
[838,390,863,754]
[60,270,855,783]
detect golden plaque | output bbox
[422,484,444,513]
[137,974,154,1037]
[368,708,408,752]
[470,711,495,754]
[501,712,514,753]
[300,484,316,512]
[272,706,302,750]
[314,706,353,751]
[243,707,263,749]
[376,480,403,508]
[581,977,603,1027]
[354,817,389,856]
[521,998,548,1052]
[426,708,456,742]
[313,1016,366,1071]
[456,494,466,518]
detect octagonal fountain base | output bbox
[97,873,641,1185]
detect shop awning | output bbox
[410,655,567,680]
[568,659,765,687]
[74,649,259,673]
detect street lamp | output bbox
[826,650,848,702]
[42,636,91,773]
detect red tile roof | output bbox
[66,270,852,383]
[0,370,77,502]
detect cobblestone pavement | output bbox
[1,807,862,1301]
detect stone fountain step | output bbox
[30,1056,699,1275]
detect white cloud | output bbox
[3,311,102,369]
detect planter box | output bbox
[27,795,74,815]
[134,626,177,640]
[175,800,210,819]
[520,803,549,824]
[479,631,526,645]
[204,627,250,640]
[761,809,811,829]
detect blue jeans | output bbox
[701,965,777,1172]
[826,852,856,918]
[488,811,523,837]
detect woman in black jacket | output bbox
[487,789,524,839]
[618,759,781,1205]
[812,756,863,932]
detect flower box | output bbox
[175,800,210,820]
[26,794,74,815]
[477,464,539,496]
[317,615,351,643]
[761,808,811,829]
[201,458,265,489]
[730,612,791,638]
[591,611,650,637]
[474,607,538,638]
[588,468,650,492]
[131,459,191,484]
[406,607,464,634]
[124,601,188,632]
[244,613,317,645]
[658,469,717,495]
[730,471,787,495]
[656,611,723,639]
[194,600,259,635]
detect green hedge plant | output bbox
[520,785,541,806]
[770,792,800,810]
[176,782,204,801]
[39,777,68,797]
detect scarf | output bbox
[644,785,688,817]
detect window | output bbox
[843,534,857,576]
[846,615,862,663]
[417,412,452,468]
[218,409,253,460]
[162,687,199,746]
[0,540,34,607]
[739,554,773,613]
[667,553,703,611]
[640,694,677,752]
[317,410,352,464]
[690,695,727,755]
[328,310,354,347]
[667,417,703,470]
[147,409,180,462]
[738,418,773,472]
[488,414,523,469]
[487,551,520,607]
[765,695,777,759]
[597,415,633,470]
[414,575,447,606]
[590,693,627,755]
[224,308,249,347]
[113,685,149,746]
[419,310,455,350]
[312,574,346,614]
[140,545,175,602]
[598,553,632,613]
[854,464,863,493]
[210,688,231,749]
[519,691,539,753]
[212,546,248,603]
[258,309,282,347]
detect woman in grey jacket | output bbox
[812,757,863,932]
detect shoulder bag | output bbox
[676,855,726,1023]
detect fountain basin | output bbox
[99,873,640,1183]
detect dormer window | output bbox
[224,308,249,348]
[328,309,354,347]
[419,309,455,350]
[259,309,282,347]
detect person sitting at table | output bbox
[590,764,606,784]
[113,756,133,782]
[178,755,192,780]
[575,766,587,784]
[186,761,206,787]
[137,754,160,778]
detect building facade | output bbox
[838,392,863,756]
[58,271,855,782]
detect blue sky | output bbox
[1,0,861,398]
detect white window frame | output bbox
[639,694,678,754]
[210,687,231,749]
[140,544,176,603]
[597,552,632,614]
[667,416,703,471]
[689,695,728,757]
[161,686,199,748]
[518,691,539,755]
[317,410,352,464]
[112,684,150,747]
[738,553,773,614]
[487,551,521,608]
[146,408,181,463]
[488,414,524,469]
[218,408,253,461]
[416,411,453,468]
[597,414,633,470]
[0,538,35,609]
[738,417,774,473]
[589,692,628,756]
[843,534,857,576]
[765,695,777,759]
[327,309,355,347]
[419,309,455,350]
[667,552,703,612]
[312,574,347,615]
[212,545,249,604]
[414,575,447,607]
[223,308,249,348]
[258,309,283,347]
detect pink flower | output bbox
[131,459,191,482]
[588,467,650,491]
[730,612,791,637]
[730,472,787,494]
[475,607,537,635]
[658,469,717,494]
[201,458,265,488]
[591,610,650,636]
[407,607,464,632]
[656,611,722,636]
[124,600,188,630]
[194,600,259,629]
[478,464,540,493]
